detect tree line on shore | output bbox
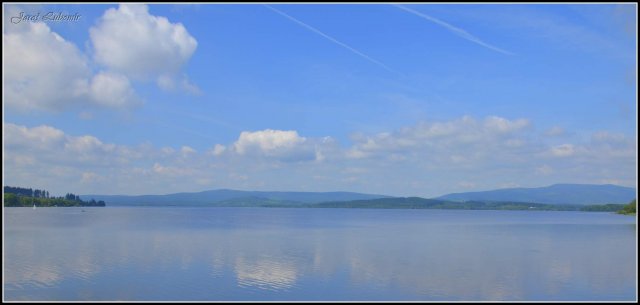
[617,199,636,215]
[3,186,106,207]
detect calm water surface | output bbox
[3,207,637,301]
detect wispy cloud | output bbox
[394,4,514,56]
[264,5,401,75]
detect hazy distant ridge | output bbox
[436,184,636,205]
[83,184,636,207]
[82,189,392,206]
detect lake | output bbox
[3,207,637,301]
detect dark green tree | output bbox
[4,193,19,206]
[618,199,636,215]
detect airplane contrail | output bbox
[264,5,401,75]
[394,4,514,56]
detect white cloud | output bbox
[90,4,198,91]
[4,22,90,111]
[88,72,140,108]
[5,4,199,112]
[179,75,202,95]
[65,135,115,154]
[2,123,230,194]
[4,123,65,149]
[3,5,201,113]
[3,21,139,111]
[232,129,318,162]
[483,116,530,133]
[5,122,212,194]
[3,120,636,197]
[550,144,575,157]
[586,131,635,159]
[542,131,634,160]
[234,130,305,154]
[181,146,197,155]
[534,131,635,187]
[157,74,177,91]
[157,73,202,95]
[152,163,193,176]
[347,116,532,164]
[161,147,176,155]
[591,131,632,147]
[535,165,554,175]
[4,123,132,171]
[209,144,227,156]
[346,148,369,159]
[342,117,635,193]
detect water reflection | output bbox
[331,224,636,301]
[4,208,636,301]
[235,256,298,291]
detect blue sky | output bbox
[3,3,637,197]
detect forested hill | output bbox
[4,186,106,207]
[310,197,629,212]
[82,189,391,206]
[437,184,636,205]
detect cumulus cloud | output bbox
[209,144,227,156]
[586,131,635,159]
[152,163,194,176]
[3,123,210,194]
[549,144,575,157]
[3,20,138,111]
[4,4,198,112]
[4,123,129,168]
[537,131,635,187]
[483,116,530,133]
[3,120,636,197]
[3,124,336,195]
[181,146,197,154]
[232,129,318,162]
[347,115,532,164]
[341,117,635,192]
[65,135,114,154]
[591,131,632,146]
[234,130,305,154]
[543,131,635,160]
[4,22,90,111]
[4,123,65,149]
[89,4,198,92]
[88,72,140,108]
[157,73,202,95]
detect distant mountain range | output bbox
[82,189,392,206]
[436,184,636,205]
[80,184,636,207]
